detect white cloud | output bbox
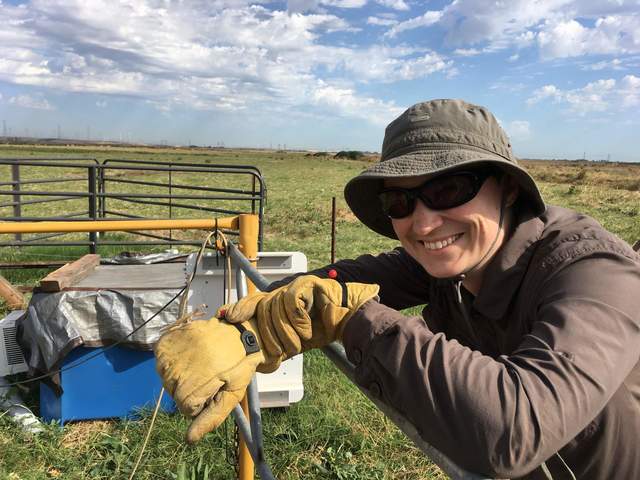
[312,81,403,125]
[323,0,368,7]
[384,10,443,38]
[453,48,481,57]
[389,1,640,60]
[289,0,367,11]
[536,16,640,59]
[290,0,407,11]
[367,16,397,26]
[620,74,640,107]
[435,0,572,47]
[505,120,531,140]
[341,47,453,82]
[375,0,409,11]
[508,53,520,62]
[9,93,54,110]
[0,1,460,126]
[288,0,319,13]
[581,58,624,71]
[527,85,563,105]
[490,81,526,92]
[96,100,107,108]
[527,76,640,115]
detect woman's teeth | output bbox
[422,233,462,251]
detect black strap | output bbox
[338,281,349,308]
[233,323,261,354]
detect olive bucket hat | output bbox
[344,99,546,239]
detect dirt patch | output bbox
[61,420,112,450]
[336,208,358,222]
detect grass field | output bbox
[1,145,639,480]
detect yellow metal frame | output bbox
[0,215,258,480]
[0,218,239,234]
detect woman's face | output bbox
[386,173,512,293]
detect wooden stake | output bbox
[0,275,26,310]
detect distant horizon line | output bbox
[0,136,637,164]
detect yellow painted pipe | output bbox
[237,214,259,480]
[0,217,239,234]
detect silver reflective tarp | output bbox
[17,263,186,390]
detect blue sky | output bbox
[0,0,639,161]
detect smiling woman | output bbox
[154,98,640,480]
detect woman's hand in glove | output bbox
[154,317,265,443]
[218,275,380,370]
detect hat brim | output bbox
[344,149,545,239]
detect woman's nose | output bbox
[411,199,444,234]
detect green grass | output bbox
[1,146,639,479]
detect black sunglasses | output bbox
[378,170,495,219]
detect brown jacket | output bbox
[303,206,640,479]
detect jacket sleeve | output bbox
[341,252,640,477]
[266,247,432,311]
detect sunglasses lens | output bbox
[379,190,413,219]
[421,174,478,210]
[380,172,487,219]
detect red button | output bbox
[328,269,338,279]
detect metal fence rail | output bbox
[0,158,266,253]
[227,242,489,480]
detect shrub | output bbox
[334,151,364,160]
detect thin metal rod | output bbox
[11,164,21,242]
[228,243,269,291]
[0,176,88,187]
[232,405,256,453]
[0,217,239,234]
[246,378,266,464]
[103,177,256,195]
[227,241,490,480]
[0,190,261,201]
[103,157,262,174]
[88,165,98,253]
[99,197,246,216]
[231,400,276,480]
[331,197,336,264]
[0,196,79,208]
[236,264,269,472]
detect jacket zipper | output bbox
[453,278,481,348]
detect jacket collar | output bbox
[472,207,545,320]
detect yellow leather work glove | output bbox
[154,317,268,443]
[218,275,379,371]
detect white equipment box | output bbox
[0,310,28,377]
[185,251,307,408]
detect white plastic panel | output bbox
[185,252,307,408]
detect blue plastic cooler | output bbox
[40,345,176,424]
